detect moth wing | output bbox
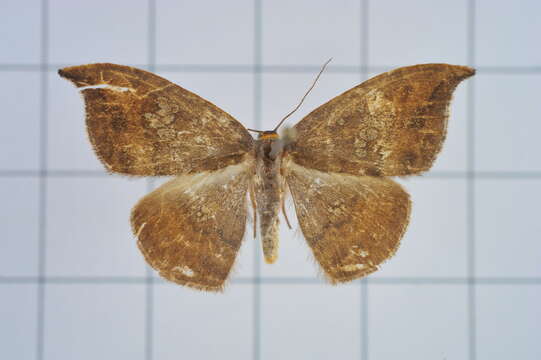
[131,157,254,291]
[283,157,411,282]
[59,63,254,176]
[289,63,474,176]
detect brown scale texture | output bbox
[58,63,253,176]
[289,64,475,176]
[131,159,254,292]
[59,62,474,291]
[283,158,411,282]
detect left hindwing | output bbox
[131,157,254,292]
[283,157,411,283]
[289,63,474,176]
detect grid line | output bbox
[2,63,541,74]
[467,1,477,360]
[253,1,262,359]
[144,2,157,360]
[36,1,49,360]
[2,169,541,179]
[2,276,540,285]
[360,1,369,359]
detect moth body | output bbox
[58,62,474,291]
[253,131,285,264]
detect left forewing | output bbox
[59,63,253,176]
[131,157,255,291]
[283,157,411,283]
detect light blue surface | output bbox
[1,0,540,359]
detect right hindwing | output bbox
[283,157,411,283]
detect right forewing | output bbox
[283,157,411,283]
[289,64,474,176]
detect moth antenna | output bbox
[247,128,265,134]
[273,57,332,132]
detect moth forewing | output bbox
[58,63,254,176]
[289,63,475,177]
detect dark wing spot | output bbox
[397,84,413,102]
[422,134,438,146]
[401,151,417,166]
[365,166,382,177]
[406,117,426,129]
[110,110,128,132]
[414,102,446,116]
[428,81,448,101]
[116,150,135,172]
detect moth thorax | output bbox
[280,126,297,145]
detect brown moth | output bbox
[59,62,474,291]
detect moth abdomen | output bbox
[254,135,284,263]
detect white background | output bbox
[1,0,540,359]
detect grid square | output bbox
[49,0,149,65]
[260,207,320,279]
[261,72,361,131]
[153,283,253,360]
[0,178,39,277]
[0,0,41,64]
[0,71,40,171]
[477,0,541,67]
[260,283,361,360]
[477,285,541,360]
[368,284,468,359]
[48,71,103,171]
[44,284,146,360]
[373,178,468,278]
[262,0,362,66]
[0,284,37,360]
[369,0,468,67]
[158,71,255,130]
[156,0,254,65]
[476,179,541,277]
[475,74,541,172]
[46,177,148,277]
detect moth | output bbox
[59,62,474,291]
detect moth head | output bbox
[266,127,298,159]
[258,130,279,140]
